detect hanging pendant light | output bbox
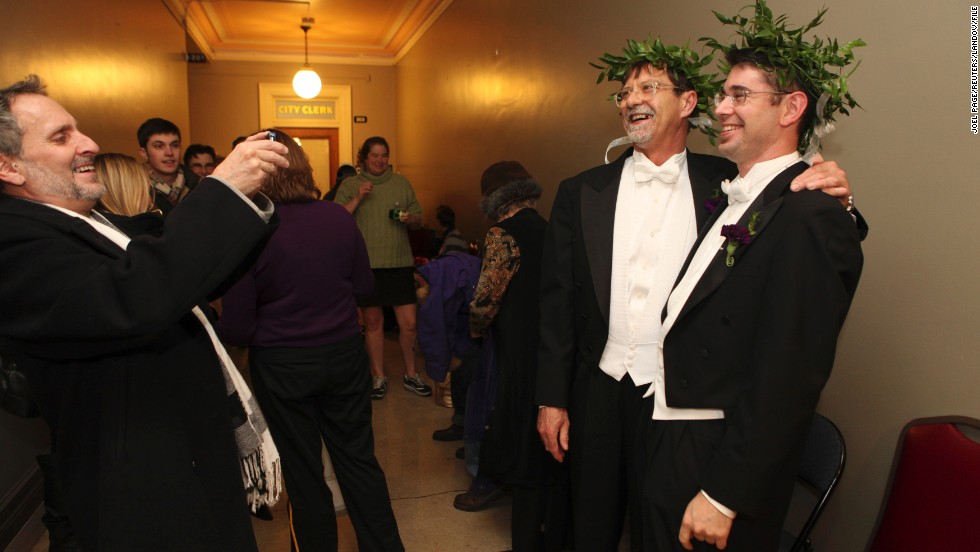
[292,17,322,99]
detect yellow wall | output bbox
[396,0,659,239]
[396,0,721,238]
[398,0,980,549]
[186,60,397,169]
[1,0,190,157]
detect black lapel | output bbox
[672,161,808,323]
[66,217,127,259]
[581,148,631,324]
[657,152,735,321]
[104,210,165,239]
[662,190,729,323]
[0,196,127,259]
[687,151,736,230]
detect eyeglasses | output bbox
[713,90,788,107]
[614,82,680,107]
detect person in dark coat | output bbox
[463,161,570,552]
[536,36,863,552]
[642,9,865,547]
[0,75,288,551]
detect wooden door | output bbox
[277,127,341,193]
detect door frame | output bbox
[258,82,353,165]
[276,128,340,188]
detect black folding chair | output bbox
[778,413,846,552]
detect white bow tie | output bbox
[721,177,752,204]
[634,159,680,185]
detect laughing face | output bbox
[619,65,695,160]
[714,65,788,172]
[5,94,104,207]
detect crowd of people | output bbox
[0,1,867,551]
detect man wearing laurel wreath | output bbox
[535,25,862,551]
[643,2,865,550]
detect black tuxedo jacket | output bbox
[662,161,863,519]
[0,180,272,551]
[536,149,736,408]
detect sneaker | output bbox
[370,376,387,400]
[403,374,432,397]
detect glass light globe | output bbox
[292,68,322,99]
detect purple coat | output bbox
[219,200,373,348]
[416,252,482,382]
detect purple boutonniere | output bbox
[720,211,761,267]
[704,188,725,213]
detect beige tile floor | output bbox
[32,332,514,551]
[251,333,514,552]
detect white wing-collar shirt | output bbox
[648,152,804,420]
[599,149,697,387]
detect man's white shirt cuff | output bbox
[701,490,737,519]
[208,176,274,222]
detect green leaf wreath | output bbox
[700,0,865,153]
[591,37,724,141]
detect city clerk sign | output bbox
[275,100,337,120]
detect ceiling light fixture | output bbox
[292,17,322,99]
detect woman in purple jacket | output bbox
[218,130,403,552]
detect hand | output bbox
[211,131,289,197]
[679,492,734,550]
[357,181,373,200]
[414,273,430,305]
[537,406,570,462]
[398,211,419,227]
[789,154,851,207]
[448,355,462,371]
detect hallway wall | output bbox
[395,0,642,240]
[397,0,980,549]
[0,0,191,156]
[186,61,398,176]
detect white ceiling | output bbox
[164,0,455,66]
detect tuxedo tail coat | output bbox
[661,161,864,519]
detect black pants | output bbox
[38,452,83,551]
[510,455,572,552]
[568,371,648,551]
[639,416,785,552]
[450,345,480,426]
[250,335,403,552]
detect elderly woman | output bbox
[462,161,570,551]
[334,136,431,400]
[218,130,403,552]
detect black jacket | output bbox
[0,180,273,551]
